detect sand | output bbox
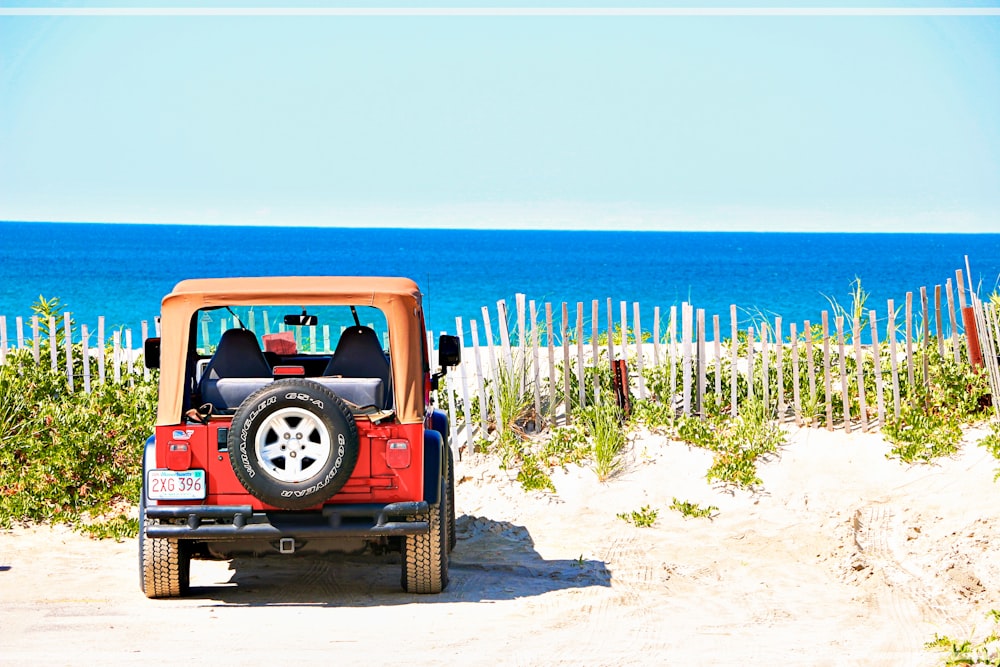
[2,424,999,666]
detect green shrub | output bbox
[0,348,155,534]
[617,504,658,527]
[516,453,556,492]
[883,406,962,464]
[926,609,1000,665]
[673,397,784,491]
[669,497,719,519]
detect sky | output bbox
[1,2,999,232]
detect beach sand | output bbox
[1,424,999,665]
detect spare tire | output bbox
[228,379,359,510]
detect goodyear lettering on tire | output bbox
[238,396,277,478]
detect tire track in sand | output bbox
[852,503,963,657]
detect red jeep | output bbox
[140,277,460,597]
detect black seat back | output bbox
[326,326,392,407]
[199,329,272,410]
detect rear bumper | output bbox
[145,501,429,540]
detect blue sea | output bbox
[2,221,999,343]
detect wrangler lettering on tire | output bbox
[228,379,359,510]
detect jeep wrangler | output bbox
[140,276,460,598]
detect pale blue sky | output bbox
[1,3,999,231]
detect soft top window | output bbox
[194,305,390,356]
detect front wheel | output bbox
[401,476,449,594]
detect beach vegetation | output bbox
[979,422,1000,480]
[926,609,1000,665]
[669,498,719,520]
[883,406,962,463]
[516,453,556,493]
[30,295,74,348]
[883,345,989,464]
[822,276,872,340]
[617,504,658,527]
[674,397,784,492]
[596,325,651,346]
[577,401,628,481]
[490,353,536,468]
[541,424,591,467]
[0,346,155,536]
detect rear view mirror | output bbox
[437,334,461,368]
[284,313,318,327]
[143,337,161,369]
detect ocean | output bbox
[2,221,999,342]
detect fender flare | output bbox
[423,429,443,505]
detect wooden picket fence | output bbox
[0,314,156,391]
[435,268,1000,451]
[2,266,999,450]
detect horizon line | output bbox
[3,6,1000,16]
[3,219,999,235]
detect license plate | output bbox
[147,469,206,500]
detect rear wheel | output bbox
[401,476,449,594]
[139,497,190,598]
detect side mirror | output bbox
[284,313,318,327]
[143,337,161,369]
[437,334,461,368]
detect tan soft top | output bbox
[156,276,426,425]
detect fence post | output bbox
[576,302,586,408]
[547,303,556,428]
[713,314,722,410]
[934,284,944,358]
[887,299,901,419]
[82,324,92,393]
[591,299,600,405]
[49,316,57,372]
[905,292,915,399]
[821,311,833,431]
[682,303,692,416]
[669,305,678,409]
[64,313,74,392]
[113,330,122,384]
[696,309,705,415]
[729,304,738,418]
[530,300,542,432]
[761,322,769,413]
[0,316,6,366]
[775,317,784,419]
[98,316,106,384]
[920,287,930,392]
[31,316,39,364]
[561,302,571,422]
[15,316,24,350]
[790,322,802,426]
